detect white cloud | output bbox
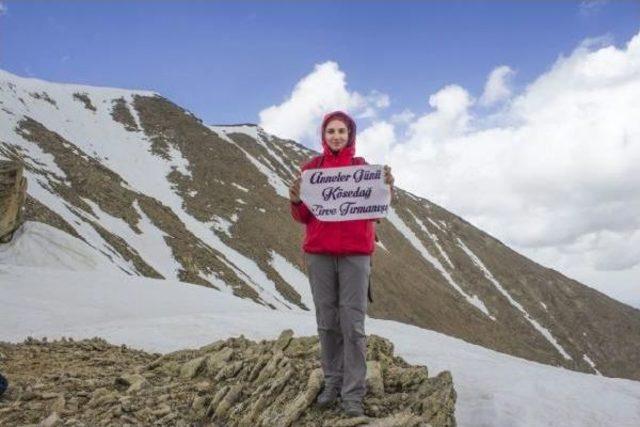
[390,109,416,124]
[0,2,7,16]
[579,0,608,16]
[389,32,640,266]
[352,90,390,119]
[480,65,515,106]
[357,121,396,165]
[419,85,473,136]
[258,61,389,149]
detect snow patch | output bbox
[427,217,444,232]
[231,182,250,192]
[209,126,290,198]
[456,237,572,361]
[408,210,455,269]
[387,207,494,320]
[0,221,116,272]
[269,251,314,310]
[583,354,602,376]
[209,216,233,237]
[80,199,182,280]
[211,124,258,140]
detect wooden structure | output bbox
[0,160,27,243]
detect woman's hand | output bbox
[384,165,395,202]
[289,173,302,204]
[383,165,394,187]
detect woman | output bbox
[289,111,394,417]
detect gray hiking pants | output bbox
[306,253,371,402]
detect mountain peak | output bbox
[0,68,158,98]
[2,72,640,383]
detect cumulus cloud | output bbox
[390,109,416,124]
[389,31,640,274]
[258,61,389,149]
[414,85,474,139]
[479,65,515,106]
[261,31,640,303]
[357,121,396,165]
[352,90,390,119]
[0,2,7,16]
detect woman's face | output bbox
[324,119,349,152]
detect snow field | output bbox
[1,265,639,427]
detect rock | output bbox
[199,339,226,353]
[254,350,284,385]
[19,390,37,401]
[204,347,234,375]
[179,356,206,379]
[158,411,179,424]
[28,401,44,410]
[115,373,148,393]
[40,392,61,400]
[0,160,27,243]
[274,329,294,351]
[283,335,319,358]
[328,416,372,426]
[366,361,385,397]
[214,360,243,381]
[151,403,171,417]
[39,412,60,427]
[191,395,210,418]
[273,368,323,426]
[212,383,243,419]
[86,387,118,408]
[195,381,211,392]
[0,332,456,426]
[206,385,229,417]
[367,410,424,427]
[51,395,66,412]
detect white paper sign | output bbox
[300,164,391,222]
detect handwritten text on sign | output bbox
[300,164,391,222]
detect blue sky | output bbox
[2,1,638,124]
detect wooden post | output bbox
[0,160,27,243]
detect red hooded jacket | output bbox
[290,111,376,255]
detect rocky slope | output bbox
[1,69,639,381]
[0,332,456,426]
[0,161,26,242]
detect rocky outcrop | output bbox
[0,160,27,243]
[0,331,456,426]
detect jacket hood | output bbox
[320,111,357,160]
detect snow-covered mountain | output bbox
[1,69,639,384]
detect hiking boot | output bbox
[342,399,364,417]
[316,385,340,408]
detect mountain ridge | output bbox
[1,69,639,381]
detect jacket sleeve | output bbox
[290,201,312,224]
[290,159,315,224]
